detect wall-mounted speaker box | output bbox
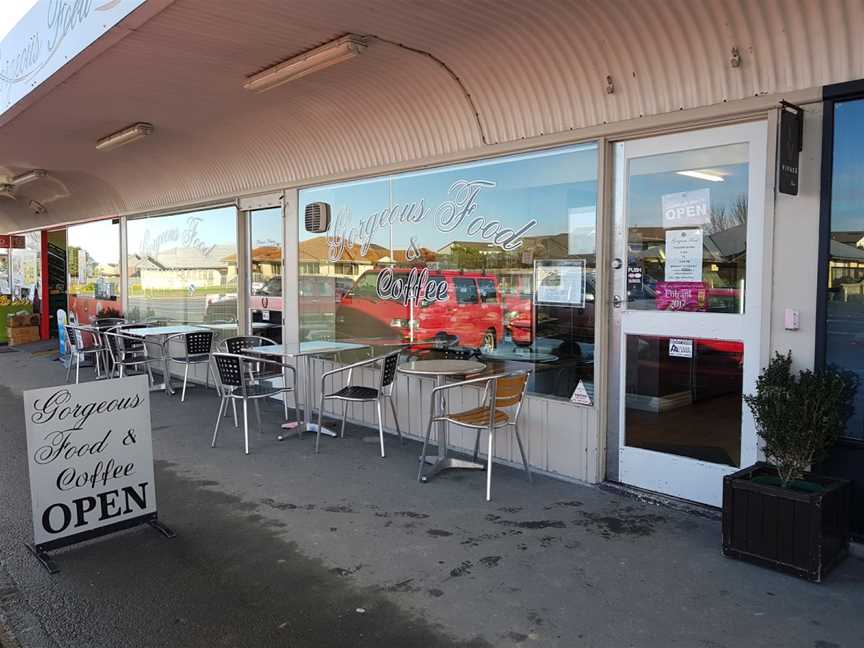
[305,202,331,233]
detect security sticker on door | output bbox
[669,338,693,358]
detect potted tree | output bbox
[723,352,858,582]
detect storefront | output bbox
[1,1,862,532]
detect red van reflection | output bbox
[336,268,504,348]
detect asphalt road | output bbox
[1,350,863,648]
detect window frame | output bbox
[816,79,864,446]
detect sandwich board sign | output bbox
[23,375,173,572]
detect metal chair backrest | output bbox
[185,330,214,355]
[221,335,274,355]
[102,329,138,363]
[211,352,245,390]
[66,324,97,350]
[493,372,530,409]
[379,351,401,389]
[95,317,126,328]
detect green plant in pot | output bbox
[723,351,858,581]
[744,351,858,490]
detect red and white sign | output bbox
[0,234,25,250]
[0,234,26,249]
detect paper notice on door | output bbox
[669,338,694,358]
[664,229,703,282]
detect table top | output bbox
[244,341,370,358]
[397,359,486,377]
[480,349,558,363]
[124,325,206,337]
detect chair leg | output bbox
[253,398,262,433]
[486,427,495,502]
[95,351,102,379]
[66,353,73,382]
[212,397,226,447]
[473,429,482,462]
[75,354,80,384]
[231,400,238,427]
[205,363,211,390]
[315,395,325,454]
[417,415,434,482]
[181,364,189,402]
[146,361,154,386]
[514,423,532,483]
[340,401,348,438]
[243,399,250,455]
[282,389,288,421]
[388,395,402,444]
[376,399,385,459]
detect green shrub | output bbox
[744,352,858,488]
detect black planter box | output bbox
[722,463,850,582]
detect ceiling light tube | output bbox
[244,35,367,93]
[96,122,154,151]
[11,169,46,186]
[676,170,725,182]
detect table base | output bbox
[277,422,338,441]
[420,456,485,483]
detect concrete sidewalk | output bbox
[0,350,862,647]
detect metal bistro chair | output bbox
[64,324,105,383]
[210,352,297,455]
[316,351,402,458]
[419,370,532,501]
[93,318,127,372]
[101,328,157,384]
[95,317,126,328]
[219,335,298,425]
[165,329,215,401]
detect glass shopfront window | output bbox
[248,207,283,342]
[0,248,8,294]
[627,144,749,313]
[823,97,864,441]
[67,220,121,324]
[10,231,41,305]
[298,144,599,400]
[126,206,238,337]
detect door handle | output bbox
[612,295,623,308]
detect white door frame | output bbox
[612,121,767,506]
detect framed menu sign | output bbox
[22,375,172,573]
[535,259,586,307]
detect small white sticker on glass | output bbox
[669,338,694,358]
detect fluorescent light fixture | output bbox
[244,35,367,93]
[676,170,725,182]
[96,122,154,151]
[0,183,14,198]
[11,169,46,186]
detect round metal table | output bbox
[398,359,487,482]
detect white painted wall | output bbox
[768,103,824,371]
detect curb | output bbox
[0,564,57,648]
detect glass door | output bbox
[248,207,284,342]
[611,122,767,506]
